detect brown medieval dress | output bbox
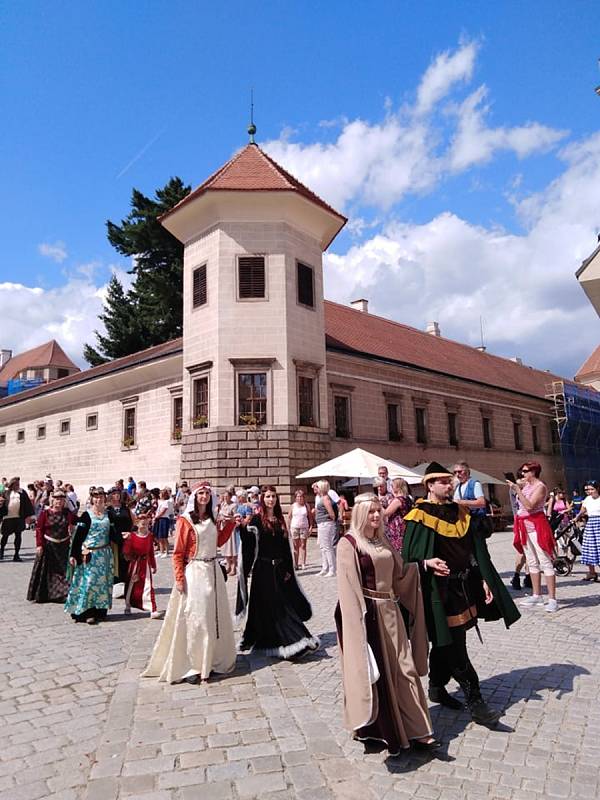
[335,533,432,755]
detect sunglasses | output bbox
[521,469,532,474]
[453,470,466,475]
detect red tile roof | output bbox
[0,338,182,408]
[0,340,80,385]
[160,143,347,236]
[576,345,600,380]
[324,301,564,400]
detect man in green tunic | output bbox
[402,462,520,726]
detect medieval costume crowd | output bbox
[3,459,599,756]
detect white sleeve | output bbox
[473,481,485,499]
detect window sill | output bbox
[121,445,139,452]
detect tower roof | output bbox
[0,339,79,385]
[160,143,346,247]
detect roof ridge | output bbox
[324,300,562,381]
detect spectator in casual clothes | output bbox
[382,478,413,551]
[573,481,600,582]
[314,480,337,578]
[0,477,35,561]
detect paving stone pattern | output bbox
[2,530,600,799]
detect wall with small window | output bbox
[0,356,182,498]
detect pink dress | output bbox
[385,496,413,551]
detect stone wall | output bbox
[181,424,331,506]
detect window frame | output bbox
[0,432,6,446]
[387,403,402,442]
[192,377,209,429]
[172,394,183,442]
[16,428,25,443]
[447,411,459,447]
[192,263,208,309]
[237,372,268,426]
[237,255,267,301]
[59,418,71,436]
[482,415,493,449]
[37,424,46,440]
[513,420,522,451]
[120,396,139,450]
[415,406,428,444]
[298,374,316,427]
[296,261,315,309]
[86,412,98,431]
[531,422,540,452]
[334,394,351,439]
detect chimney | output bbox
[425,321,441,337]
[351,298,369,313]
[0,349,12,368]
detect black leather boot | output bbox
[453,666,501,726]
[428,685,463,710]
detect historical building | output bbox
[0,139,581,506]
[0,340,80,398]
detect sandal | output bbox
[582,574,598,582]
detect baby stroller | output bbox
[553,518,584,575]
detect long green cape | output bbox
[402,506,520,647]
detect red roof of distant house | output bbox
[160,143,347,235]
[0,340,80,385]
[0,338,182,409]
[324,301,563,400]
[576,345,600,380]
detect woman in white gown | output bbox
[142,482,236,684]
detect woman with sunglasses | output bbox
[507,462,558,612]
[573,481,600,581]
[64,487,119,624]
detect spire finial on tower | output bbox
[248,88,257,144]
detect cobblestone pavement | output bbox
[2,529,600,800]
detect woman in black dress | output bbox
[27,490,75,603]
[238,486,319,660]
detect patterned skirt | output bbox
[27,540,70,603]
[64,547,114,616]
[581,516,600,566]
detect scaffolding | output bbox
[546,381,600,491]
[6,377,45,395]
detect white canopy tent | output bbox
[296,448,423,485]
[411,462,505,486]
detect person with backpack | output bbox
[314,480,338,577]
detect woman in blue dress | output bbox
[64,487,119,624]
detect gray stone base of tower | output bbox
[181,426,331,505]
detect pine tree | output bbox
[83,275,148,366]
[83,177,191,366]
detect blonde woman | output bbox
[335,493,438,755]
[314,480,337,577]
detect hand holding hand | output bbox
[426,557,450,576]
[69,557,76,567]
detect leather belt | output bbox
[362,587,397,601]
[84,543,110,551]
[44,534,69,543]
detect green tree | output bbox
[84,177,191,365]
[83,275,148,366]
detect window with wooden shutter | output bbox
[297,262,314,308]
[192,264,207,308]
[238,256,265,299]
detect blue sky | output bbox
[1,1,599,375]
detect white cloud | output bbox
[323,132,600,377]
[0,266,134,368]
[448,86,568,171]
[263,41,565,213]
[38,240,68,263]
[415,39,479,116]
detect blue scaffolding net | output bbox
[546,381,600,491]
[7,377,45,395]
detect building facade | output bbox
[0,142,574,506]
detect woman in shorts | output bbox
[287,489,313,570]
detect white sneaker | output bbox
[150,611,164,619]
[316,570,327,577]
[545,599,558,613]
[520,594,545,607]
[325,571,337,578]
